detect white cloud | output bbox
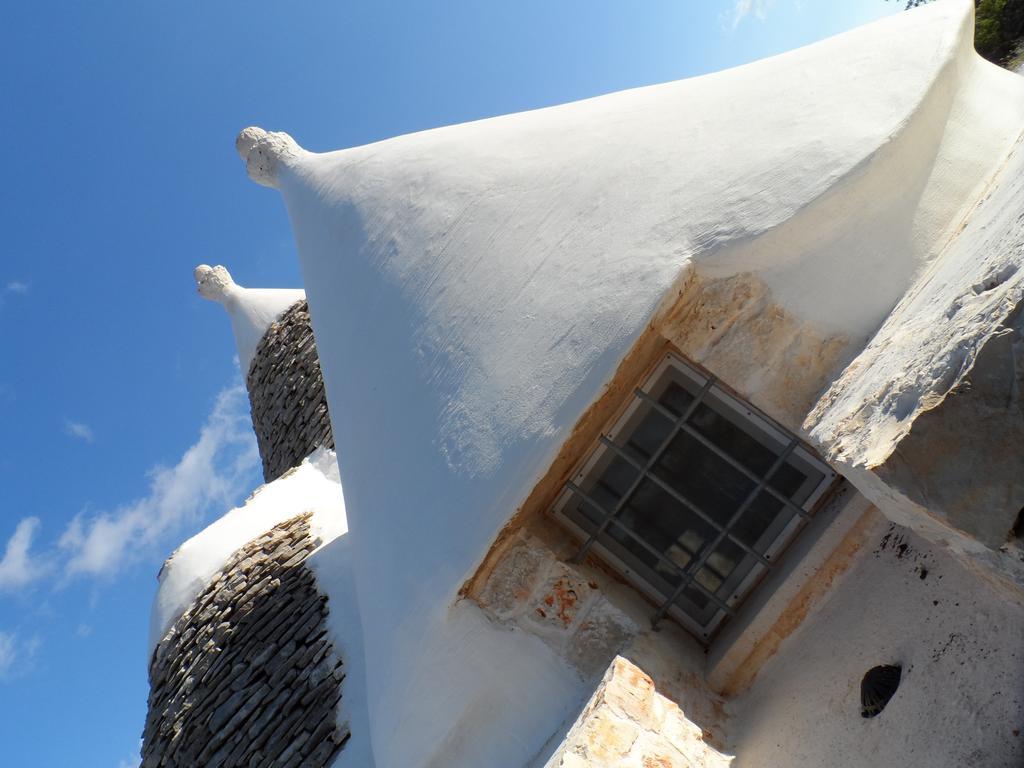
[726,0,776,29]
[0,632,16,678]
[65,420,95,443]
[116,744,142,768]
[0,631,39,681]
[5,281,28,295]
[0,517,46,591]
[61,384,259,579]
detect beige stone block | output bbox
[565,599,637,679]
[477,537,553,618]
[556,751,589,768]
[527,563,598,632]
[638,735,693,768]
[602,657,657,730]
[657,701,704,752]
[578,709,640,764]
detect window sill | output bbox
[705,483,878,694]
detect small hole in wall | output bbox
[861,664,902,718]
[1011,508,1024,540]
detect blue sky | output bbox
[0,1,899,765]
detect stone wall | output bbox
[247,300,334,483]
[472,523,731,756]
[545,656,731,768]
[142,512,348,768]
[475,529,641,680]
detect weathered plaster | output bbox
[474,526,644,680]
[808,133,1024,570]
[460,327,668,599]
[660,271,852,432]
[236,127,305,189]
[711,503,880,697]
[472,519,732,754]
[727,520,1024,768]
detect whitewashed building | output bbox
[143,2,1024,766]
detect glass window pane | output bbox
[567,445,641,526]
[733,491,789,552]
[617,479,716,569]
[556,355,834,640]
[771,455,825,507]
[688,400,781,476]
[702,537,745,586]
[674,583,717,628]
[621,403,674,462]
[682,584,711,610]
[657,381,696,418]
[694,565,722,594]
[586,453,640,509]
[652,431,756,527]
[604,520,685,594]
[564,488,605,528]
[770,461,805,498]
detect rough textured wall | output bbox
[807,136,1024,565]
[728,519,1024,768]
[142,513,348,768]
[247,300,334,483]
[545,656,731,768]
[659,271,852,432]
[472,525,730,754]
[475,530,640,680]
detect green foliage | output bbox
[890,0,1024,65]
[975,0,1009,58]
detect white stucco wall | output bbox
[728,517,1024,767]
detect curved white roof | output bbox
[194,264,305,373]
[235,1,1024,762]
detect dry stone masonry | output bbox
[476,530,639,680]
[142,512,348,768]
[246,300,334,482]
[545,657,730,768]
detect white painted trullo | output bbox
[147,3,1024,766]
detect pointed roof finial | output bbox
[193,263,305,373]
[194,264,238,304]
[236,127,303,188]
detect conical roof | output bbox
[233,2,1024,762]
[195,265,334,481]
[194,264,304,373]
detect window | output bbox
[552,353,836,641]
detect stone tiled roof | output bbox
[246,300,334,482]
[142,513,348,768]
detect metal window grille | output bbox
[552,354,836,641]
